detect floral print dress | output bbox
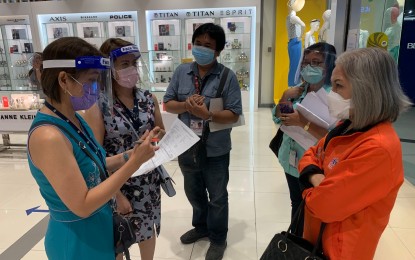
[99,89,161,243]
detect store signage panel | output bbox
[38,11,138,24]
[0,110,37,133]
[147,7,255,20]
[0,15,30,25]
[398,18,415,103]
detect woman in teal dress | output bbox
[27,37,159,259]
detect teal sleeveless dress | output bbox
[27,112,114,260]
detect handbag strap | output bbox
[30,120,108,182]
[286,198,326,257]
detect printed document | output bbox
[132,118,200,177]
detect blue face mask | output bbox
[192,45,215,66]
[300,65,324,84]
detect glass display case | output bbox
[147,19,182,89]
[359,0,404,62]
[219,17,251,91]
[0,29,11,91]
[38,11,139,49]
[146,8,256,96]
[0,16,36,92]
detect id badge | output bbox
[190,119,204,136]
[289,150,298,168]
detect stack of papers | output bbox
[280,88,338,150]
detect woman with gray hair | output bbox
[298,47,412,259]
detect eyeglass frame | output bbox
[300,50,329,68]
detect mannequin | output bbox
[384,7,401,62]
[286,0,305,86]
[304,19,320,48]
[318,10,331,42]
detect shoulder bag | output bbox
[269,127,284,158]
[260,199,326,260]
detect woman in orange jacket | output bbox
[298,48,412,259]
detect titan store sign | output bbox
[149,7,255,20]
[38,11,137,23]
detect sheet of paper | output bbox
[280,125,318,150]
[297,89,338,128]
[132,118,200,177]
[208,98,245,132]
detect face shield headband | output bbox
[42,56,113,114]
[110,45,141,89]
[110,45,141,61]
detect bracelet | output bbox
[304,121,311,131]
[122,152,129,162]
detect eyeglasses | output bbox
[301,60,324,68]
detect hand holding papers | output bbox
[209,98,245,132]
[280,88,338,150]
[132,118,200,177]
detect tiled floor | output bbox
[0,108,414,259]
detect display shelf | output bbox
[0,21,34,94]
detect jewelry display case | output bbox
[146,7,256,95]
[0,16,36,92]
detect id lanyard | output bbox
[194,75,201,94]
[44,101,106,167]
[114,96,141,131]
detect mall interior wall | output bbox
[0,0,265,110]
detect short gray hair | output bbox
[335,48,413,129]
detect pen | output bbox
[134,138,160,145]
[151,138,159,145]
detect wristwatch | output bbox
[304,121,311,131]
[206,111,213,122]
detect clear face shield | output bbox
[110,45,141,89]
[42,56,113,113]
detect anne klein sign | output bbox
[0,110,37,133]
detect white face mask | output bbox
[327,90,351,120]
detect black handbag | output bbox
[260,200,326,260]
[31,121,137,260]
[156,165,176,197]
[112,213,137,258]
[269,128,284,158]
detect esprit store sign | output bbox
[150,7,255,19]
